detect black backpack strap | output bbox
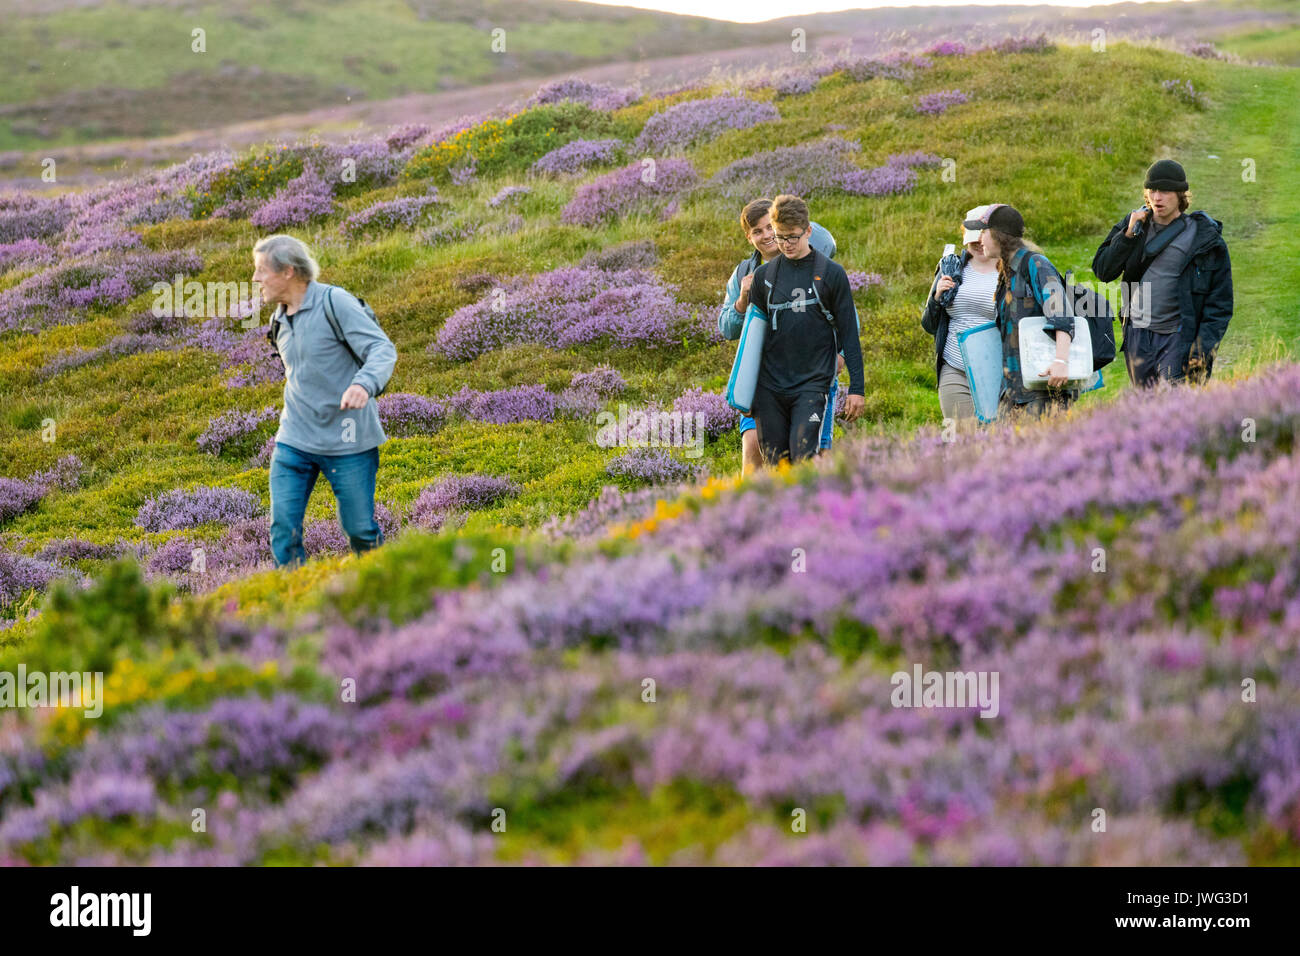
[321,285,365,371]
[266,303,286,350]
[765,250,829,311]
[809,248,839,352]
[1140,214,1189,260]
[763,256,780,330]
[764,250,839,336]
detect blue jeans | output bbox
[269,441,382,568]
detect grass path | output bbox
[1048,54,1298,409]
[1181,61,1300,376]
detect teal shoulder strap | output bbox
[1017,251,1045,303]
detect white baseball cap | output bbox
[962,204,992,244]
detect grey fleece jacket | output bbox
[271,280,397,455]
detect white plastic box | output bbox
[1018,315,1094,388]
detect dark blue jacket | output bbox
[1091,209,1233,376]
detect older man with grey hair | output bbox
[252,234,397,567]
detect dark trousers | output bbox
[751,384,830,465]
[1125,326,1191,387]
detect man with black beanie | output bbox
[1092,158,1233,386]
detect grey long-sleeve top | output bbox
[271,281,396,455]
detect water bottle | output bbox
[937,243,962,307]
[1129,205,1152,239]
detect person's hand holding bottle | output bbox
[1125,205,1152,238]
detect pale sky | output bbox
[589,0,1183,24]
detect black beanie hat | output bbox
[1145,159,1189,192]
[985,204,1024,238]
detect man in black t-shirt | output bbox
[749,194,865,464]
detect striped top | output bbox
[941,263,999,370]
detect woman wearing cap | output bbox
[977,204,1078,419]
[920,204,1001,421]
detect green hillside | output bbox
[1,40,1297,630]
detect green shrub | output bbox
[402,102,634,184]
[189,145,304,219]
[3,560,182,674]
[325,529,548,627]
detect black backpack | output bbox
[763,248,839,339]
[267,284,388,396]
[1017,253,1116,372]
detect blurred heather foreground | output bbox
[1,0,1299,865]
[2,365,1299,864]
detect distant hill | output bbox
[0,0,779,150]
[0,0,1294,154]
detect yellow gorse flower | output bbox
[606,471,745,541]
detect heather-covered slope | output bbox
[0,0,782,151]
[7,38,1292,634]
